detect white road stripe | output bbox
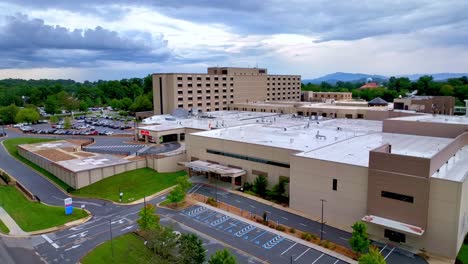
[281,216,288,220]
[379,244,387,253]
[312,253,324,264]
[384,247,395,260]
[300,223,307,227]
[41,234,53,243]
[249,205,255,209]
[333,260,339,264]
[235,200,241,203]
[280,242,297,256]
[51,243,59,249]
[339,237,348,241]
[294,248,310,261]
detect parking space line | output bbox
[379,244,387,253]
[280,242,297,256]
[384,247,395,260]
[235,200,241,203]
[224,220,240,230]
[249,205,256,209]
[300,223,307,227]
[199,212,217,221]
[250,230,268,242]
[294,248,310,261]
[281,216,288,220]
[312,253,324,264]
[333,260,339,264]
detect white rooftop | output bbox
[192,118,383,152]
[297,132,452,167]
[389,114,468,125]
[56,154,131,172]
[432,145,468,182]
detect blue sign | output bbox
[65,205,73,215]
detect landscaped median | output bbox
[0,185,88,232]
[81,233,153,264]
[0,219,9,234]
[70,168,186,203]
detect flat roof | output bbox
[389,115,468,125]
[56,154,131,172]
[432,145,468,182]
[297,133,452,167]
[362,215,424,236]
[140,111,298,132]
[192,119,383,152]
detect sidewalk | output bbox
[0,207,27,235]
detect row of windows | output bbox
[381,191,414,203]
[206,149,290,168]
[178,101,233,108]
[267,77,299,81]
[178,89,233,94]
[177,76,234,81]
[267,87,300,91]
[178,83,234,88]
[178,95,233,101]
[267,92,300,96]
[267,83,301,86]
[267,97,300,101]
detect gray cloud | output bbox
[0,14,171,68]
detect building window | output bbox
[177,83,182,87]
[381,191,414,203]
[222,70,228,74]
[230,77,233,81]
[177,77,183,81]
[222,77,227,81]
[214,77,219,81]
[196,77,201,81]
[215,83,219,87]
[197,83,202,87]
[187,77,192,81]
[206,83,211,87]
[188,83,192,87]
[332,179,337,191]
[207,149,290,168]
[177,91,183,95]
[178,98,183,101]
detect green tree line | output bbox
[0,75,154,124]
[302,75,468,105]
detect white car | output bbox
[105,131,114,136]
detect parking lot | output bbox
[181,205,349,264]
[16,115,134,136]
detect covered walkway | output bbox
[182,160,246,189]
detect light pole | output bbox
[320,199,326,241]
[109,219,114,259]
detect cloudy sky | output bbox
[0,0,467,81]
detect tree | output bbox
[0,104,19,124]
[209,249,237,264]
[178,233,206,264]
[137,204,160,231]
[439,84,454,96]
[167,186,186,206]
[120,97,133,111]
[253,175,268,198]
[349,221,370,256]
[130,94,153,112]
[359,246,386,264]
[145,226,179,263]
[15,108,40,124]
[45,96,60,114]
[49,115,59,124]
[63,116,72,129]
[176,175,192,192]
[269,178,288,201]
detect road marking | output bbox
[64,244,81,251]
[339,237,348,241]
[235,200,241,203]
[250,230,268,242]
[300,223,307,227]
[280,242,297,256]
[67,231,88,239]
[111,219,125,224]
[312,253,324,264]
[199,212,217,221]
[41,234,60,249]
[69,226,84,231]
[294,248,310,261]
[384,247,395,260]
[121,225,134,231]
[249,205,256,209]
[281,216,288,220]
[224,221,240,230]
[333,260,340,264]
[379,244,387,253]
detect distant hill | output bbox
[302,72,468,84]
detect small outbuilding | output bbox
[368,97,388,107]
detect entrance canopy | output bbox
[362,215,425,236]
[183,160,246,177]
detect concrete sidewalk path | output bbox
[0,207,27,235]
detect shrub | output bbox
[276,225,286,232]
[0,170,11,184]
[289,227,296,233]
[206,197,218,207]
[268,223,275,228]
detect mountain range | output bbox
[302,72,468,84]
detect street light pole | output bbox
[109,219,114,259]
[320,199,326,241]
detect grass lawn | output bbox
[71,168,185,203]
[0,219,9,234]
[0,185,88,232]
[458,244,468,264]
[81,233,152,264]
[3,137,72,190]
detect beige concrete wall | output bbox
[383,119,468,138]
[187,134,293,187]
[289,155,368,230]
[153,74,176,115]
[146,153,186,172]
[233,75,268,103]
[456,177,468,256]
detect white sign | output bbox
[64,198,73,206]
